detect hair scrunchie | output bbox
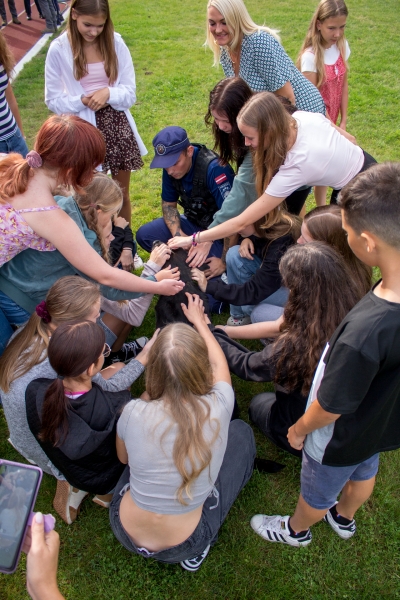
[26,150,43,169]
[35,300,51,323]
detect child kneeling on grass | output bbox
[250,162,400,546]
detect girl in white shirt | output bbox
[45,0,146,225]
[168,92,376,254]
[297,0,350,205]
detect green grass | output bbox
[1,0,400,597]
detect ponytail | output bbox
[39,379,71,446]
[38,321,105,446]
[0,153,32,200]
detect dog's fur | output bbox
[154,243,209,328]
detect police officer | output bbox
[136,126,235,288]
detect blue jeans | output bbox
[109,420,256,564]
[0,291,30,355]
[250,287,289,323]
[225,245,261,318]
[0,127,29,157]
[136,216,225,314]
[301,451,380,510]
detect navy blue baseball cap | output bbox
[150,126,190,169]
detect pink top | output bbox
[0,203,60,266]
[80,62,109,95]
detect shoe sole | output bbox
[324,511,356,539]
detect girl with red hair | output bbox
[0,114,183,352]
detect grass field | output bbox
[1,0,400,598]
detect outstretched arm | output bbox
[181,293,231,385]
[24,208,184,296]
[168,192,284,249]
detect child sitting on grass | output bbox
[250,162,400,546]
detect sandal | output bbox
[92,494,113,508]
[53,480,88,524]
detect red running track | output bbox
[1,0,69,64]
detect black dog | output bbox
[153,243,209,328]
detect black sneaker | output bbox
[324,503,356,539]
[180,545,210,572]
[106,337,148,365]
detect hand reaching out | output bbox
[149,243,171,267]
[167,236,192,250]
[181,292,208,328]
[155,265,181,282]
[191,268,207,292]
[204,256,225,279]
[186,241,212,268]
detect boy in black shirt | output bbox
[250,163,400,547]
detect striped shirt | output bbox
[0,64,17,142]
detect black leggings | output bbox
[330,150,377,205]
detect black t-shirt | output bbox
[304,288,400,466]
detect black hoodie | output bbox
[26,379,130,494]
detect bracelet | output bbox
[192,232,198,247]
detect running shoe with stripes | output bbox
[250,514,312,547]
[324,503,356,539]
[180,544,211,571]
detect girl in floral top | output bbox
[0,114,184,351]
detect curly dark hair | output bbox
[205,77,253,170]
[273,242,361,395]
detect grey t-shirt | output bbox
[117,381,234,514]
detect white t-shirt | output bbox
[301,40,350,72]
[265,111,364,198]
[117,381,234,514]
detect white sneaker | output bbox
[324,503,356,539]
[226,315,251,326]
[250,514,312,547]
[133,253,144,269]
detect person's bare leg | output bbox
[113,170,131,223]
[314,186,328,206]
[102,313,132,351]
[335,477,376,520]
[289,494,327,532]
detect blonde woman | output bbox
[110,294,255,571]
[206,0,325,113]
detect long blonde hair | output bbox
[67,0,118,83]
[206,0,280,66]
[74,173,122,262]
[0,277,100,393]
[145,324,220,505]
[296,0,349,88]
[238,92,294,206]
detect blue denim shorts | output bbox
[301,451,379,510]
[0,126,29,157]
